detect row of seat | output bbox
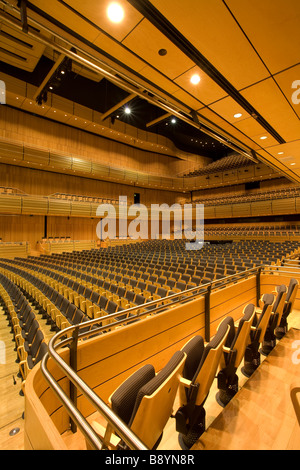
[0,272,47,394]
[183,154,254,177]
[90,276,298,450]
[1,263,99,332]
[50,192,130,205]
[2,259,173,321]
[5,240,296,325]
[193,185,300,205]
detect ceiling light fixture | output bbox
[190,74,201,85]
[107,2,124,23]
[124,106,131,114]
[234,113,242,118]
[260,136,267,140]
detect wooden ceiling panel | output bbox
[225,0,300,74]
[92,32,146,74]
[241,78,300,143]
[208,95,252,124]
[267,141,300,166]
[234,117,268,137]
[63,0,143,42]
[256,148,299,182]
[150,0,270,89]
[135,65,184,107]
[171,88,205,111]
[174,66,228,106]
[122,18,195,80]
[273,64,300,119]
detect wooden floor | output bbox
[0,302,53,451]
[0,303,299,451]
[194,327,300,450]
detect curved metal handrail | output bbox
[38,262,299,450]
[290,385,300,427]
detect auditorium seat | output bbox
[216,304,256,406]
[18,336,48,394]
[89,350,186,450]
[14,314,38,356]
[175,317,231,449]
[261,284,287,355]
[242,293,275,377]
[275,278,299,339]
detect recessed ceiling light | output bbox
[278,152,284,155]
[107,2,124,23]
[124,106,131,114]
[290,162,296,166]
[158,48,167,56]
[171,118,176,124]
[260,136,267,140]
[234,113,242,118]
[190,74,201,85]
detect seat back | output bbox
[220,304,256,370]
[180,317,231,408]
[109,351,186,449]
[273,284,287,327]
[26,318,39,344]
[284,278,299,318]
[256,293,274,343]
[34,341,48,365]
[29,329,44,358]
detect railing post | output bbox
[256,267,262,306]
[69,326,79,433]
[205,284,211,342]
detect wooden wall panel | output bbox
[0,163,181,207]
[0,214,44,247]
[0,106,187,178]
[46,216,98,241]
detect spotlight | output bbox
[107,2,124,23]
[124,106,131,114]
[190,74,201,85]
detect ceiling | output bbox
[0,0,300,182]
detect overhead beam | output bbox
[33,53,66,100]
[146,113,171,128]
[18,0,28,33]
[100,93,137,121]
[128,0,286,146]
